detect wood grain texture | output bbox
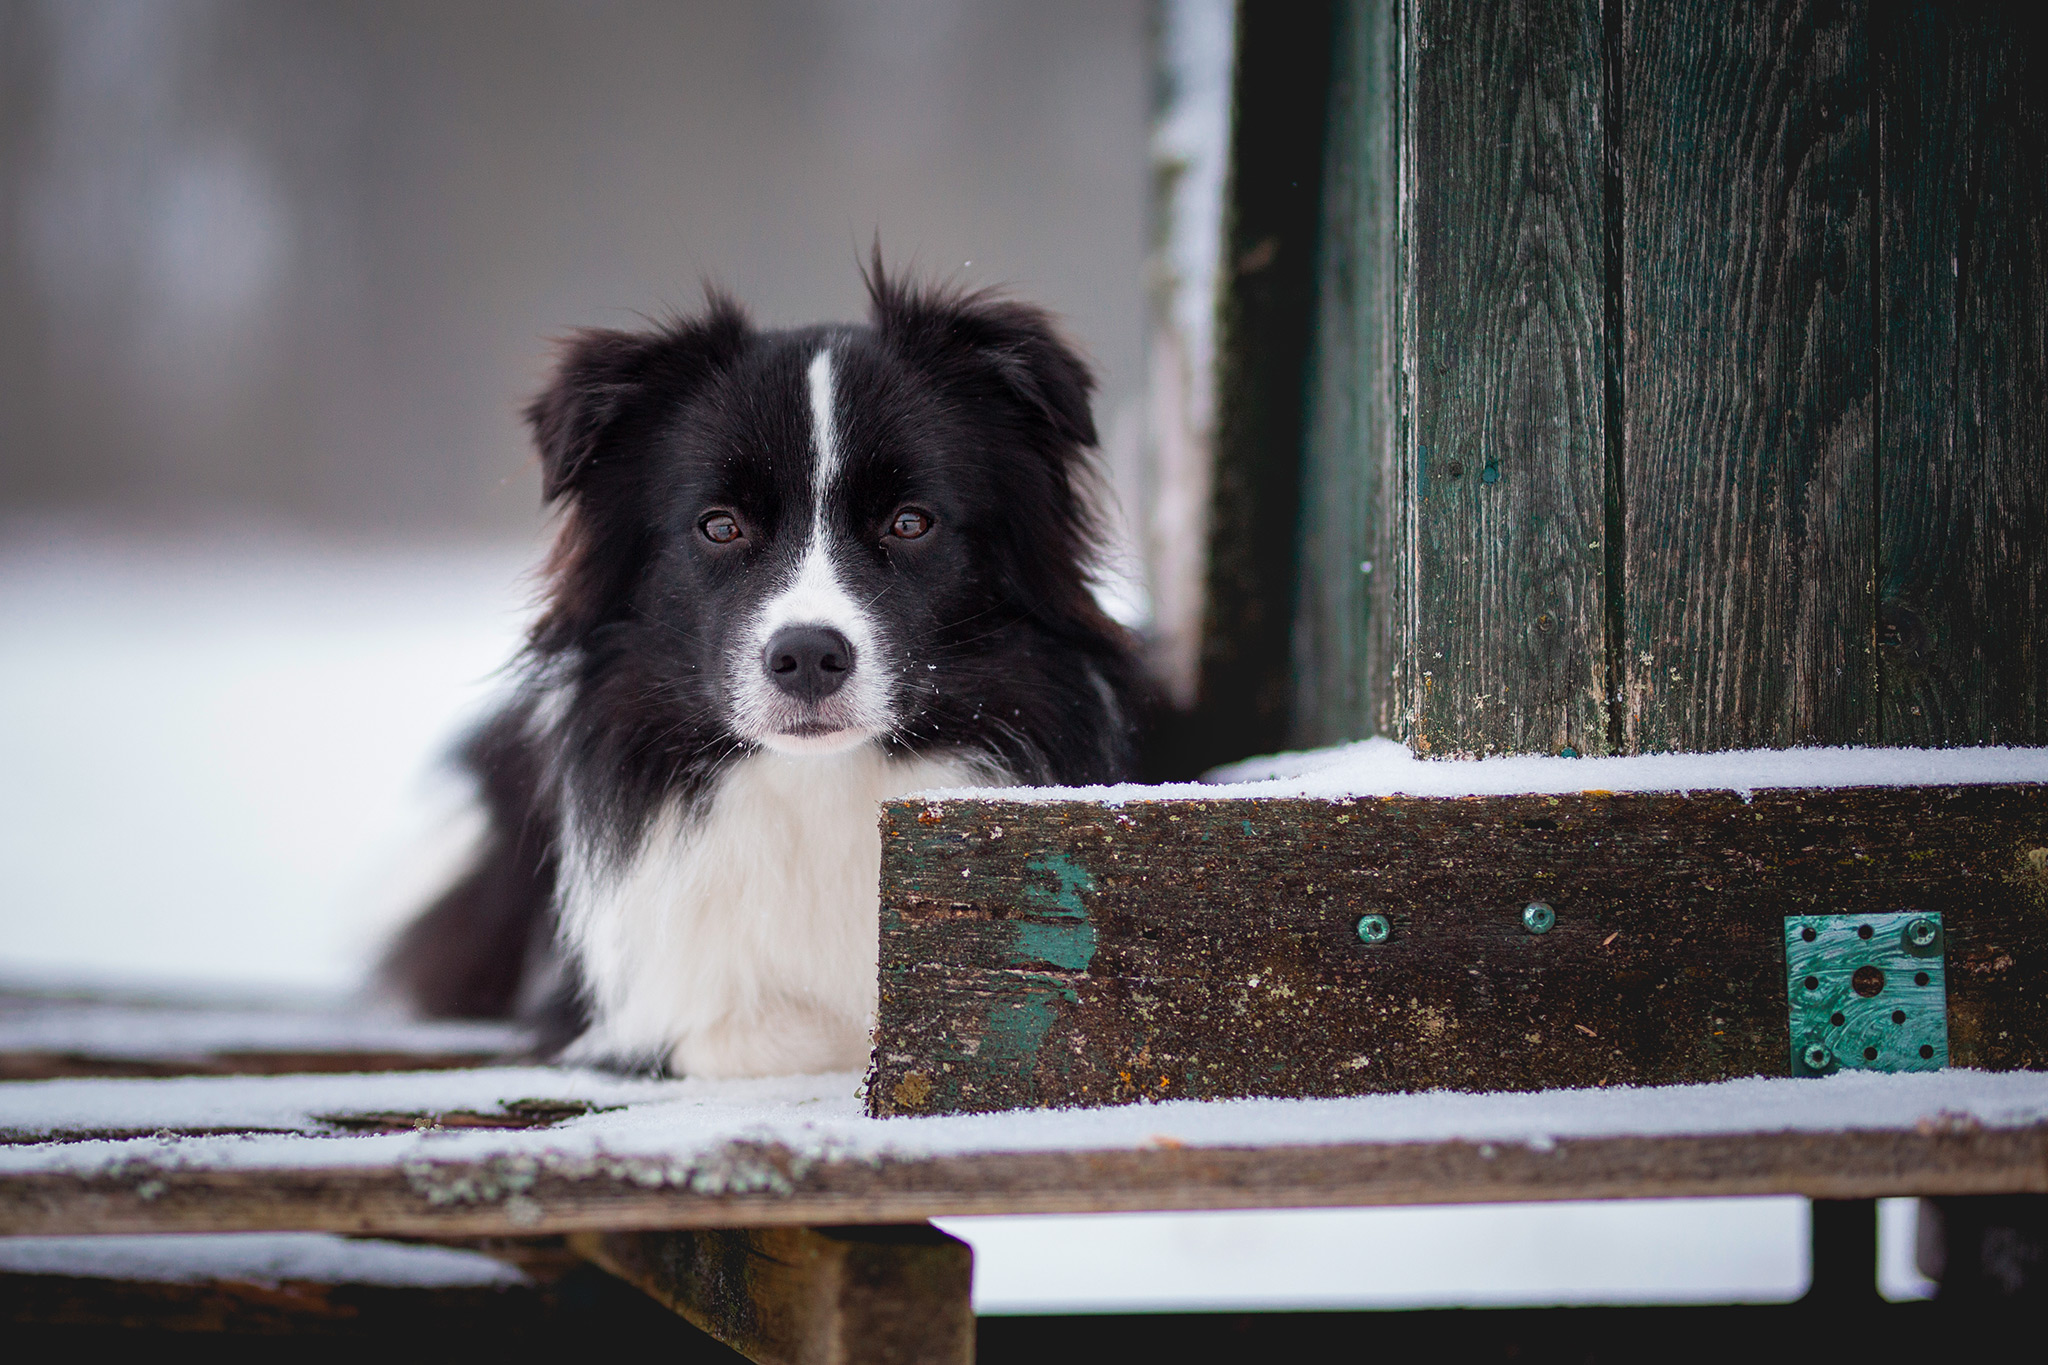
[1403,0,1609,758]
[1618,0,1876,752]
[868,787,2048,1115]
[1292,0,1400,749]
[1876,1,2048,746]
[572,1225,972,1365]
[5,1124,2044,1239]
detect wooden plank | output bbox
[1402,0,1608,758]
[0,1272,556,1336]
[0,987,526,1080]
[0,1050,508,1081]
[868,786,2048,1114]
[1875,2,2048,746]
[0,1241,726,1344]
[1617,0,1875,752]
[4,1123,2044,1239]
[1292,0,1400,748]
[572,1225,972,1365]
[1176,1,1336,773]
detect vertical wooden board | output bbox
[1182,2,1336,773]
[1618,1,1875,753]
[1404,0,1608,758]
[1876,3,2048,746]
[1293,0,1401,747]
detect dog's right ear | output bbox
[525,296,748,502]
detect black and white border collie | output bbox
[384,263,1145,1077]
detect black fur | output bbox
[384,261,1146,1041]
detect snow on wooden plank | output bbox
[2,1068,2047,1237]
[0,1065,669,1143]
[923,737,2048,803]
[0,1232,526,1287]
[0,986,528,1079]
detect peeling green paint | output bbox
[1014,852,1097,972]
[1021,851,1093,916]
[979,976,1079,1076]
[971,852,1100,1098]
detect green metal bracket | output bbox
[1785,913,1948,1076]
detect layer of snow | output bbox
[0,993,525,1058]
[0,1231,525,1287]
[5,1066,2044,1176]
[918,735,2048,804]
[0,1065,671,1142]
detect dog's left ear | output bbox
[865,259,1097,453]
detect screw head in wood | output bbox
[1802,1043,1833,1073]
[1356,914,1391,945]
[1522,902,1555,934]
[1904,917,1940,950]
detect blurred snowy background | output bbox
[0,0,1924,1313]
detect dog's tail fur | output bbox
[375,701,587,1053]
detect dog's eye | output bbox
[699,512,744,545]
[888,508,933,541]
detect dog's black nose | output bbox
[763,625,854,701]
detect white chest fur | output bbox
[557,745,990,1077]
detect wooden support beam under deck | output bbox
[571,1224,974,1365]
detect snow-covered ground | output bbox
[0,527,1949,1307]
[0,526,534,996]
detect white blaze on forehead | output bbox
[731,344,893,750]
[807,348,841,498]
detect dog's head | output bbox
[525,262,1136,800]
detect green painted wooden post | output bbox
[1294,0,1608,757]
[1876,2,2048,747]
[1288,0,2044,758]
[1292,0,1400,749]
[1406,0,1608,758]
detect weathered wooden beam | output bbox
[868,784,2048,1115]
[571,1224,972,1365]
[6,1122,2046,1240]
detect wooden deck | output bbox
[6,1058,2047,1239]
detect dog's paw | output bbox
[555,1033,674,1077]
